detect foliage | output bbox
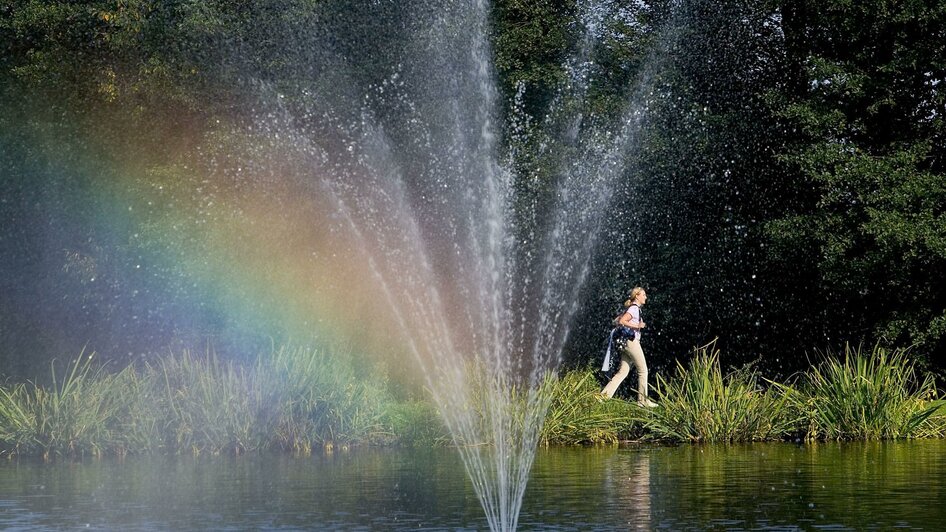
[765,0,946,369]
[637,342,796,442]
[564,0,797,374]
[382,401,450,447]
[2,0,946,430]
[776,344,941,440]
[0,352,134,458]
[540,369,639,445]
[266,344,391,452]
[561,0,946,378]
[918,400,946,439]
[491,0,578,118]
[0,346,396,458]
[154,350,280,455]
[1,343,945,457]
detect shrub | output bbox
[779,344,941,440]
[638,342,795,442]
[0,353,131,458]
[540,369,639,445]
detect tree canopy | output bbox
[1,0,943,377]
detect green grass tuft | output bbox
[1,342,944,457]
[540,369,640,445]
[0,352,135,458]
[0,345,397,458]
[636,342,796,443]
[777,344,941,440]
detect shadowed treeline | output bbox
[2,1,943,381]
[493,0,946,376]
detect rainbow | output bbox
[2,115,407,372]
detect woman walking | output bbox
[601,287,658,406]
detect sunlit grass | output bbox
[540,369,639,445]
[1,342,944,458]
[0,345,396,458]
[382,400,450,447]
[154,350,280,455]
[154,345,393,454]
[426,360,639,448]
[918,400,946,438]
[633,342,796,443]
[267,344,391,452]
[0,352,133,458]
[776,344,942,440]
[431,359,554,450]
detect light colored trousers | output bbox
[602,338,648,401]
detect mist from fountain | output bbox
[232,1,681,529]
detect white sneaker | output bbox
[638,399,658,408]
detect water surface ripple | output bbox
[0,440,943,530]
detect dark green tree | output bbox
[767,0,946,370]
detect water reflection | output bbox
[1,441,944,530]
[0,450,487,530]
[515,447,652,529]
[594,448,650,529]
[644,441,946,530]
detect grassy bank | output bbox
[543,343,944,445]
[1,344,944,458]
[0,346,422,458]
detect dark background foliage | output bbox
[490,0,945,378]
[2,0,944,379]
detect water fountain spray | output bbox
[233,1,679,529]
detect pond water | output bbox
[1,440,944,530]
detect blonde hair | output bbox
[623,286,645,308]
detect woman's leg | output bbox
[625,339,651,404]
[601,352,632,398]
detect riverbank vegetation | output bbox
[549,343,945,445]
[1,343,943,458]
[0,346,397,459]
[1,0,944,459]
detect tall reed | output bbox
[0,353,131,458]
[918,400,946,438]
[267,344,390,452]
[0,345,396,458]
[383,400,450,447]
[778,344,941,440]
[152,345,393,454]
[638,342,796,442]
[1,343,944,457]
[540,369,639,445]
[154,350,281,454]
